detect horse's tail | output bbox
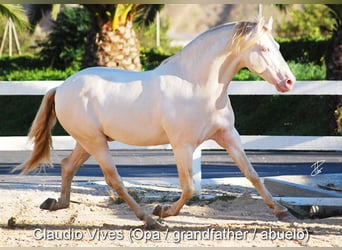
[12,87,57,175]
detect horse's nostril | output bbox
[286,78,294,88]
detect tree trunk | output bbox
[82,16,99,69]
[326,27,342,80]
[95,20,141,71]
[325,26,342,134]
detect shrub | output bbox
[278,39,329,65]
[0,55,46,75]
[140,47,179,70]
[0,55,78,80]
[231,95,337,136]
[287,61,326,80]
[0,67,77,80]
[234,61,325,81]
[276,4,335,40]
[37,6,91,70]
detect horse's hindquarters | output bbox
[54,74,169,147]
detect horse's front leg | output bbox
[153,144,194,218]
[213,128,292,220]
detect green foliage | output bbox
[234,61,325,81]
[0,67,77,80]
[37,6,91,70]
[278,39,329,64]
[0,4,29,30]
[138,16,183,71]
[231,95,336,136]
[287,61,326,80]
[136,16,171,50]
[0,55,45,73]
[0,55,325,81]
[233,69,262,81]
[0,55,77,80]
[0,95,66,136]
[140,47,180,71]
[0,96,41,135]
[276,4,336,40]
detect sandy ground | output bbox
[1,178,341,247]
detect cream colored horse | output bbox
[15,17,295,228]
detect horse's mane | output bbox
[160,17,268,66]
[231,17,268,54]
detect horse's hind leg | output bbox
[40,142,90,211]
[213,128,292,220]
[81,137,158,229]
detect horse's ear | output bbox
[265,17,273,31]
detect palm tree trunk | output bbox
[95,20,141,71]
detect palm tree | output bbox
[82,4,163,71]
[27,4,163,71]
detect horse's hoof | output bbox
[152,205,162,217]
[275,208,297,222]
[144,220,165,230]
[278,211,297,222]
[152,205,171,218]
[40,198,58,211]
[7,217,17,229]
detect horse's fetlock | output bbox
[246,171,259,184]
[137,212,147,221]
[105,177,124,191]
[183,187,194,200]
[114,185,126,196]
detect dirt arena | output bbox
[1,178,341,247]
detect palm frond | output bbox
[0,4,29,30]
[51,4,61,20]
[134,4,164,27]
[112,4,135,30]
[326,4,342,30]
[274,4,290,13]
[26,4,52,32]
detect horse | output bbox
[14,17,295,228]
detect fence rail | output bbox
[1,80,341,192]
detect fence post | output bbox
[192,146,202,195]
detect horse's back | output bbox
[55,67,154,105]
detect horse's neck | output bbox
[161,24,241,87]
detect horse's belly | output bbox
[103,119,169,146]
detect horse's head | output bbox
[237,17,296,92]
